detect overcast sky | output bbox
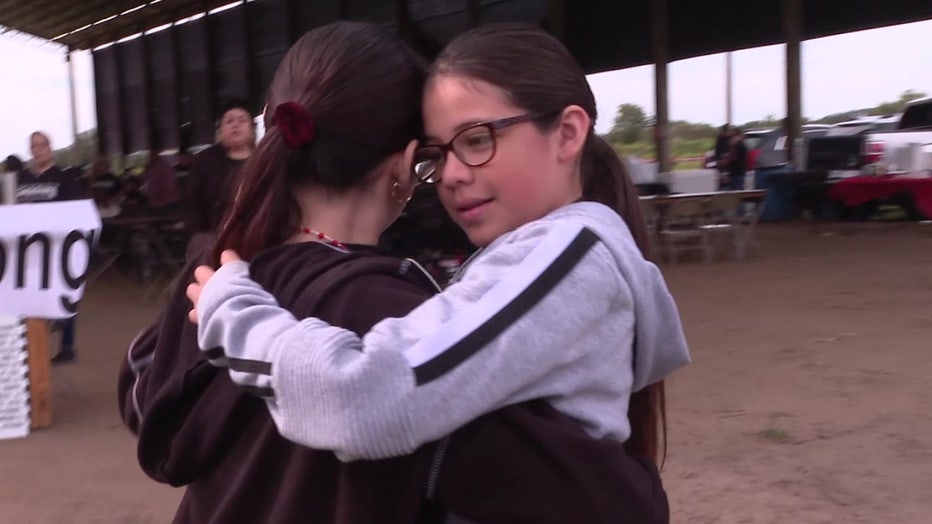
[1,18,930,158]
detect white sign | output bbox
[0,200,102,319]
[0,315,29,440]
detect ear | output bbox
[400,139,419,187]
[554,105,591,163]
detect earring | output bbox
[391,181,412,205]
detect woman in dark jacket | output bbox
[119,22,667,523]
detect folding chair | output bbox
[658,198,711,264]
[638,198,661,261]
[699,193,741,261]
[736,198,767,259]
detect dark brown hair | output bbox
[430,23,667,465]
[213,22,426,263]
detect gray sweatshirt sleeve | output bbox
[196,221,620,460]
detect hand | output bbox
[187,250,243,324]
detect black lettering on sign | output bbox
[16,233,52,289]
[0,241,6,283]
[61,230,94,289]
[60,295,79,314]
[59,229,96,314]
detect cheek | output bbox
[436,186,455,213]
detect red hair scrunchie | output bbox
[271,102,316,148]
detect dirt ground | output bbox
[1,221,930,523]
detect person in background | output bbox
[722,127,748,191]
[86,154,121,208]
[16,132,84,364]
[16,132,82,204]
[713,124,731,171]
[173,147,195,194]
[184,100,256,237]
[143,148,180,211]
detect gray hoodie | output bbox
[197,201,691,461]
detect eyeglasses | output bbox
[412,113,555,184]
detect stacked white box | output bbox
[0,315,30,440]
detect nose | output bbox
[438,150,473,188]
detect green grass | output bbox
[759,427,793,443]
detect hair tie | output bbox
[272,102,316,148]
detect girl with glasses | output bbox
[188,23,690,521]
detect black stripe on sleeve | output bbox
[412,227,599,385]
[203,346,225,361]
[227,357,272,376]
[240,384,275,399]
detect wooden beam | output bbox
[141,31,156,151]
[242,0,259,115]
[784,0,802,169]
[114,42,131,157]
[286,0,302,43]
[91,50,108,155]
[466,0,481,28]
[203,1,219,123]
[651,0,672,174]
[547,0,565,41]
[25,319,52,429]
[395,0,411,42]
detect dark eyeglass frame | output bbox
[412,113,556,184]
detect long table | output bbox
[639,190,767,263]
[639,189,766,205]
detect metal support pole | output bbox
[396,0,411,42]
[650,0,672,174]
[466,0,481,28]
[66,46,80,165]
[725,51,733,125]
[784,0,802,168]
[547,0,565,41]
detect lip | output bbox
[455,198,493,223]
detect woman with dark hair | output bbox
[122,22,673,523]
[189,23,690,520]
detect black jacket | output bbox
[118,241,669,523]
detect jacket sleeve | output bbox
[196,220,622,460]
[116,262,248,486]
[117,260,435,486]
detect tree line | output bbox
[605,89,927,163]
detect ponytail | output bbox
[581,133,668,467]
[581,134,652,260]
[211,128,302,265]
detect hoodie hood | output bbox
[544,201,691,391]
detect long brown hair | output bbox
[212,22,426,263]
[431,23,667,465]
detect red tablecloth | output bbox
[827,176,932,219]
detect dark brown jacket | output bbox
[117,241,668,523]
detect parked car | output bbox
[751,124,830,171]
[822,114,901,137]
[807,98,932,176]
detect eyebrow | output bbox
[424,119,490,143]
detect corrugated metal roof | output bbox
[0,0,238,49]
[1,0,930,66]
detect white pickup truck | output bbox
[807,97,932,177]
